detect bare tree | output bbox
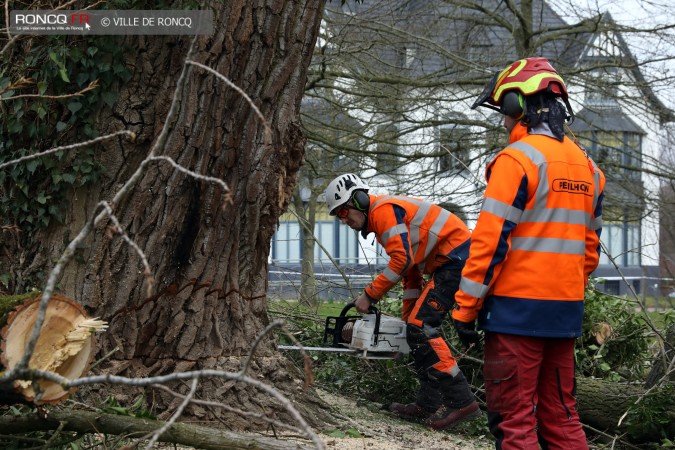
[283,0,675,307]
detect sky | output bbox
[564,0,671,24]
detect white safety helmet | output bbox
[324,173,369,215]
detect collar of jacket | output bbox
[509,121,559,144]
[508,122,528,144]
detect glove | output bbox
[453,319,481,349]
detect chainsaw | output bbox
[278,302,410,359]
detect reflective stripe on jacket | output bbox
[453,124,605,337]
[364,194,471,301]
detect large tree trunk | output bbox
[9,0,329,429]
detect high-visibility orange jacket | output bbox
[452,123,605,337]
[364,194,471,301]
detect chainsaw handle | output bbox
[341,302,381,344]
[340,302,378,317]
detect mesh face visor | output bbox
[471,71,502,112]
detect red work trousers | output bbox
[483,332,588,450]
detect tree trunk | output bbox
[576,377,644,433]
[294,189,318,309]
[9,0,329,428]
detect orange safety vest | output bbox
[364,194,471,301]
[453,124,605,337]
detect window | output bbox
[438,124,471,174]
[599,205,641,267]
[585,67,620,108]
[272,221,301,264]
[484,124,507,159]
[272,199,390,267]
[578,130,642,181]
[624,132,642,180]
[314,221,335,262]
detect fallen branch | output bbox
[0,408,313,450]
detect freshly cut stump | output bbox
[0,294,106,404]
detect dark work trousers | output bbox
[404,252,475,411]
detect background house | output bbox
[269,0,674,302]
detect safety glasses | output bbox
[335,205,351,219]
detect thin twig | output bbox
[88,346,120,371]
[10,367,324,450]
[287,209,356,298]
[240,319,285,375]
[0,130,136,171]
[2,80,99,101]
[439,142,485,187]
[147,155,231,207]
[151,383,303,434]
[143,377,198,450]
[100,202,155,298]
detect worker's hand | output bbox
[354,293,373,313]
[453,319,481,349]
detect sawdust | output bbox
[157,388,494,450]
[314,389,494,450]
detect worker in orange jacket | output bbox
[452,58,605,449]
[324,173,480,430]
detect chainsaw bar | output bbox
[277,345,358,354]
[277,345,404,360]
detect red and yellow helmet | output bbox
[471,57,568,112]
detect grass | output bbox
[269,298,361,319]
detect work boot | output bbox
[425,400,481,430]
[388,402,438,422]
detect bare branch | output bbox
[0,130,136,171]
[1,80,99,101]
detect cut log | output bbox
[0,294,107,404]
[577,376,675,442]
[576,377,644,431]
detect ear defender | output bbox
[501,91,525,120]
[351,190,370,212]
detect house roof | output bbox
[571,107,646,134]
[561,12,675,124]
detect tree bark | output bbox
[577,378,675,442]
[0,409,313,450]
[8,0,330,428]
[576,377,645,433]
[293,188,318,308]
